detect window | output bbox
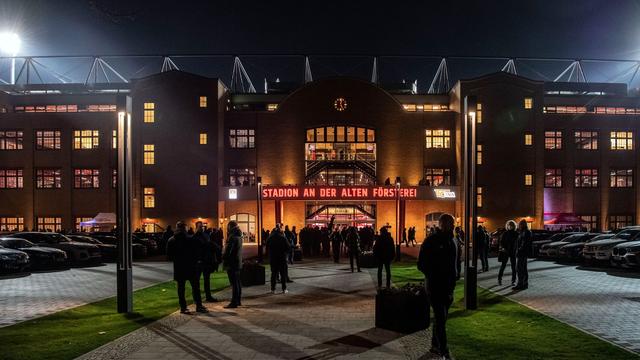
[578,215,599,231]
[35,130,61,150]
[36,217,62,232]
[229,168,256,186]
[74,169,100,189]
[229,129,255,148]
[143,144,155,165]
[524,97,533,109]
[524,132,533,146]
[112,169,117,188]
[477,187,483,207]
[476,144,483,165]
[610,131,633,150]
[73,130,99,149]
[199,174,208,186]
[112,130,117,149]
[545,168,562,188]
[0,130,23,150]
[267,104,278,111]
[574,169,598,188]
[143,187,155,208]
[143,102,155,123]
[75,217,93,232]
[575,131,598,150]
[524,173,533,186]
[425,129,451,149]
[610,215,634,230]
[424,168,451,186]
[230,213,256,242]
[199,96,207,108]
[0,169,23,188]
[199,133,208,145]
[610,169,633,188]
[0,217,24,231]
[476,103,483,123]
[36,169,62,189]
[545,131,562,150]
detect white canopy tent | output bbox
[80,212,116,230]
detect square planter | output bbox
[241,263,266,287]
[375,285,430,333]
[294,248,303,261]
[359,252,377,268]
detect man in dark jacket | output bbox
[513,219,532,290]
[194,221,220,302]
[373,226,394,288]
[498,220,518,286]
[345,227,362,272]
[417,214,457,359]
[166,221,208,314]
[268,224,291,293]
[330,229,342,263]
[222,221,243,308]
[476,225,489,272]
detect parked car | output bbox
[540,233,599,257]
[67,235,117,262]
[132,234,158,255]
[583,227,640,264]
[611,240,640,268]
[558,233,614,261]
[0,238,67,269]
[533,232,579,257]
[89,234,147,258]
[0,245,29,273]
[8,232,102,264]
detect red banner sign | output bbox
[261,186,419,200]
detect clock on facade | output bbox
[334,97,347,111]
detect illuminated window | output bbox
[610,131,633,150]
[35,130,61,150]
[112,169,117,188]
[229,213,256,242]
[477,187,483,207]
[199,174,208,186]
[524,133,533,146]
[524,97,533,109]
[75,217,93,232]
[425,168,451,186]
[112,130,117,149]
[575,169,598,188]
[36,217,62,232]
[74,169,100,189]
[199,96,207,108]
[143,102,155,123]
[544,131,562,150]
[36,168,62,189]
[347,127,355,142]
[143,144,155,165]
[476,144,483,165]
[425,129,451,149]
[575,131,598,150]
[73,130,99,149]
[476,103,483,123]
[0,217,25,231]
[578,215,598,231]
[199,133,208,145]
[143,187,155,208]
[524,173,533,186]
[229,129,255,148]
[229,168,256,186]
[0,130,24,150]
[610,215,634,230]
[267,104,278,111]
[610,169,633,188]
[0,169,23,188]
[403,104,417,112]
[544,168,562,188]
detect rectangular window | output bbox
[143,102,155,123]
[229,168,256,186]
[357,127,365,142]
[574,169,598,188]
[36,169,62,189]
[199,174,208,186]
[578,215,599,232]
[199,133,208,145]
[0,217,24,231]
[336,126,345,142]
[476,103,483,123]
[545,168,562,188]
[347,127,355,142]
[524,133,533,146]
[544,131,562,150]
[367,129,375,142]
[477,187,483,207]
[610,131,633,150]
[112,130,117,149]
[73,130,99,149]
[143,144,155,165]
[0,169,23,188]
[74,169,100,189]
[524,97,533,109]
[143,187,155,208]
[36,217,62,232]
[610,169,633,188]
[610,215,634,230]
[35,130,61,150]
[424,168,451,186]
[267,104,278,111]
[199,96,207,108]
[75,217,93,232]
[0,130,24,150]
[425,129,451,149]
[316,128,325,142]
[575,131,598,150]
[403,104,417,112]
[524,173,533,186]
[326,127,335,142]
[229,129,255,148]
[112,169,117,188]
[476,144,483,165]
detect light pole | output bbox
[0,32,21,84]
[463,95,478,310]
[257,176,263,263]
[395,176,402,261]
[116,97,133,313]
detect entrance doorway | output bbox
[305,202,376,229]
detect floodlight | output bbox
[0,32,21,55]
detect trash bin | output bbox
[375,284,430,333]
[241,262,266,287]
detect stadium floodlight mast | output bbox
[0,32,21,84]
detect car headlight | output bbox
[0,255,9,260]
[628,247,640,253]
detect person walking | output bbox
[166,221,208,314]
[373,226,394,289]
[345,226,361,272]
[476,225,489,272]
[417,214,457,359]
[513,219,532,290]
[222,221,243,308]
[498,220,518,286]
[402,227,408,247]
[408,226,417,247]
[193,221,220,302]
[267,224,291,294]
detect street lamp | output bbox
[395,176,402,261]
[0,32,21,85]
[256,176,263,263]
[463,95,478,310]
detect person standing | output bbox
[285,225,294,265]
[330,229,342,263]
[408,226,416,247]
[454,226,465,280]
[160,225,173,255]
[193,221,220,302]
[402,227,408,247]
[476,225,489,272]
[498,220,518,286]
[222,221,243,308]
[267,224,291,294]
[373,226,394,289]
[417,214,457,359]
[513,219,532,290]
[345,226,361,272]
[166,221,208,314]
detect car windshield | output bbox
[563,234,585,243]
[588,234,613,242]
[548,233,573,242]
[0,239,33,248]
[615,229,640,240]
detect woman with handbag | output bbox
[497,220,518,286]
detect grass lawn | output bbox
[391,260,639,360]
[0,271,230,360]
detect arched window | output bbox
[230,213,256,243]
[305,126,375,161]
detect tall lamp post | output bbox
[256,176,263,263]
[463,95,478,310]
[395,176,402,261]
[0,32,21,85]
[116,97,133,313]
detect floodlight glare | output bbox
[0,32,21,55]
